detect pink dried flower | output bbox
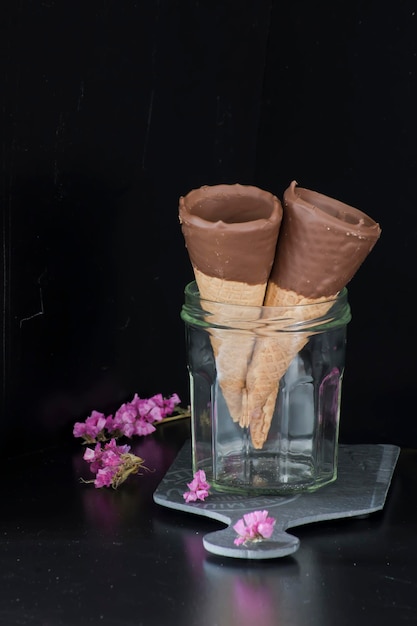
[233,510,276,546]
[73,410,108,443]
[82,438,148,489]
[183,469,211,503]
[133,417,156,437]
[110,402,138,438]
[132,392,181,425]
[73,393,183,444]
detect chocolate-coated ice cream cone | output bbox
[179,184,283,424]
[245,180,381,449]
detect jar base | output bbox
[198,454,338,496]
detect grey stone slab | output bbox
[153,442,400,560]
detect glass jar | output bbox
[181,281,352,495]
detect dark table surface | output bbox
[2,418,417,626]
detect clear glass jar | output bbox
[181,281,352,495]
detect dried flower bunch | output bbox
[74,392,186,488]
[73,393,183,443]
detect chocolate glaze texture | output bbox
[268,181,382,298]
[179,184,283,284]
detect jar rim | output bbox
[182,281,351,333]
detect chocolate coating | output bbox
[179,184,283,284]
[269,181,382,298]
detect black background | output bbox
[2,1,416,452]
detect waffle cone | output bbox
[193,268,266,423]
[245,180,381,449]
[245,284,335,449]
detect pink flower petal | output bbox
[183,491,197,503]
[83,447,96,462]
[134,420,156,436]
[95,467,115,488]
[73,422,87,437]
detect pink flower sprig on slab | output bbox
[82,438,150,489]
[233,510,276,546]
[183,470,211,503]
[73,393,186,444]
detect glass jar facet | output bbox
[181,281,351,495]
